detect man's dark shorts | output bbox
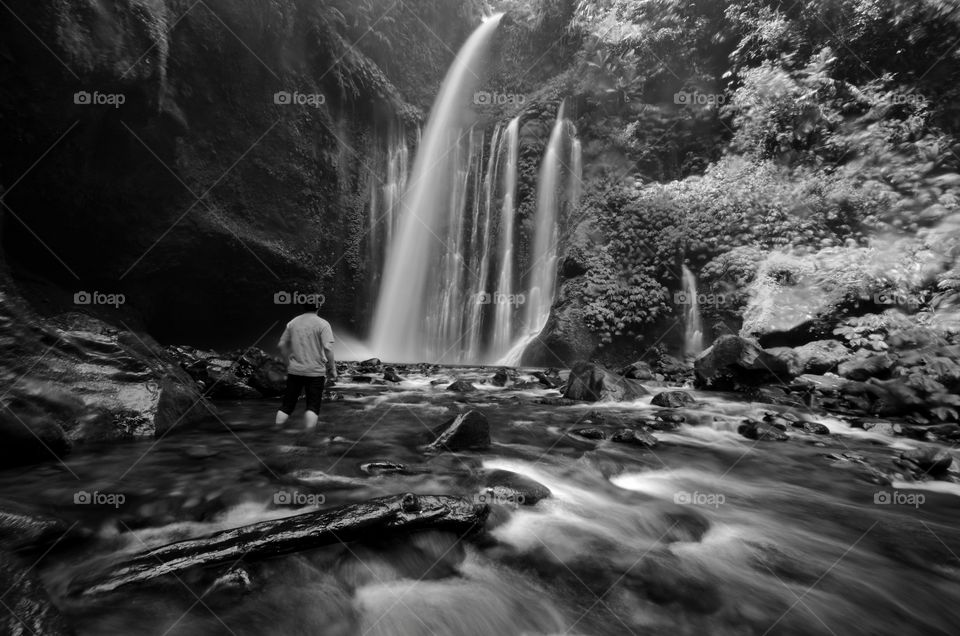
[280,375,326,414]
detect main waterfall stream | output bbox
[10,371,960,635]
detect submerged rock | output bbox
[571,427,607,440]
[491,368,511,387]
[611,428,658,448]
[650,391,696,408]
[360,461,421,476]
[383,367,403,383]
[446,379,477,393]
[480,470,551,505]
[900,448,953,477]
[564,361,648,402]
[738,420,789,441]
[792,420,830,435]
[426,411,490,451]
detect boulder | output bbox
[383,367,403,383]
[619,361,655,381]
[694,335,797,389]
[793,340,852,374]
[650,391,696,409]
[533,371,562,389]
[0,501,82,552]
[479,470,551,505]
[425,411,490,451]
[838,354,895,381]
[792,420,830,435]
[564,361,649,402]
[247,358,288,397]
[358,358,382,373]
[491,369,511,387]
[900,448,953,477]
[360,461,415,476]
[738,420,789,441]
[446,379,477,393]
[611,428,658,448]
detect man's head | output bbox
[294,291,325,314]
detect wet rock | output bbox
[900,448,953,477]
[857,419,903,436]
[792,420,830,435]
[650,391,696,408]
[619,360,655,381]
[793,340,852,374]
[204,565,254,599]
[446,379,477,393]
[647,417,683,432]
[358,358,382,373]
[629,551,723,614]
[491,368,511,387]
[532,371,562,389]
[360,461,417,476]
[663,509,711,543]
[746,385,805,408]
[838,354,895,381]
[351,375,376,384]
[480,470,551,505]
[694,335,797,389]
[536,397,578,406]
[738,420,789,441]
[0,550,72,635]
[383,367,403,383]
[571,427,607,440]
[426,411,490,451]
[611,428,658,448]
[564,361,648,402]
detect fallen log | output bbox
[70,493,487,597]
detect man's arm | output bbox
[321,324,337,380]
[278,328,291,361]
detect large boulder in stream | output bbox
[694,335,797,389]
[650,391,696,408]
[564,361,649,402]
[425,411,491,451]
[0,298,216,469]
[792,340,853,374]
[738,420,790,441]
[899,448,953,477]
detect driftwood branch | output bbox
[70,493,487,597]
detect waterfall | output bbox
[681,264,704,357]
[489,116,521,359]
[522,102,567,338]
[370,15,504,362]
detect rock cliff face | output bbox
[0,0,474,345]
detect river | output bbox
[4,369,960,635]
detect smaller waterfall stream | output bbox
[681,264,705,356]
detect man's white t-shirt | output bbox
[279,313,335,377]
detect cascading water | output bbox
[522,102,567,338]
[368,123,412,305]
[681,264,705,356]
[489,117,521,358]
[370,15,504,363]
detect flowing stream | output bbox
[7,371,960,635]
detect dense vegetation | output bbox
[496,0,960,354]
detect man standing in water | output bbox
[275,293,337,429]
